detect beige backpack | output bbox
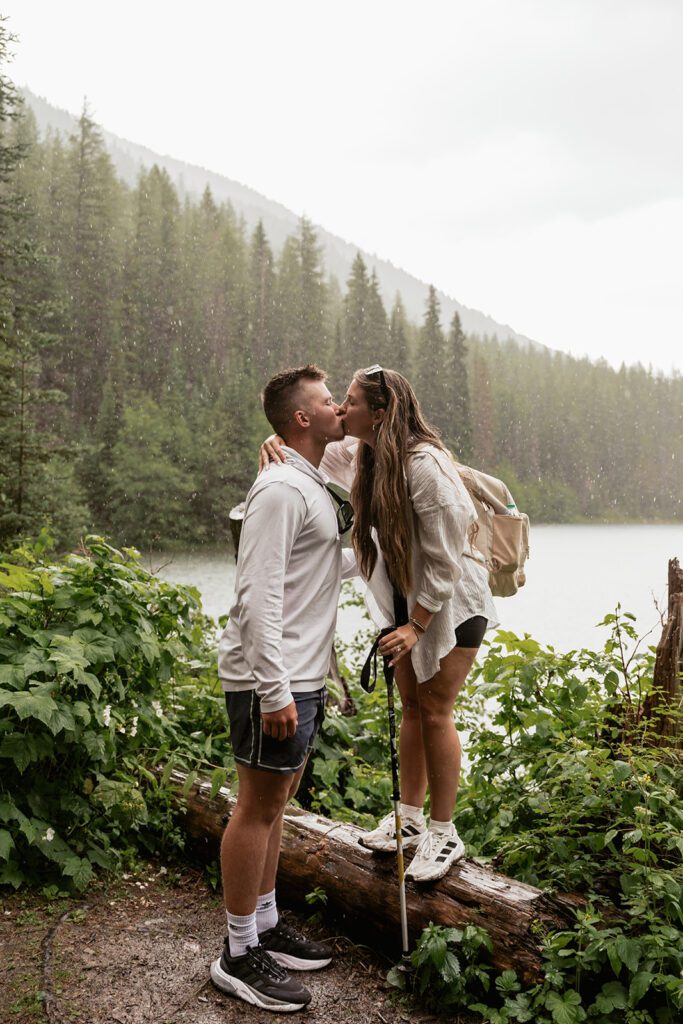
[455,463,530,598]
[409,444,530,598]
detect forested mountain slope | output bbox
[21,87,540,350]
[1,78,681,550]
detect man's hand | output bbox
[261,700,298,741]
[259,433,287,473]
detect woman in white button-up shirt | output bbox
[328,366,498,881]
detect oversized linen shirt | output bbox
[320,437,499,684]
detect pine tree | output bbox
[0,22,88,547]
[80,344,126,529]
[389,293,410,376]
[326,317,346,400]
[343,252,370,370]
[366,269,390,367]
[444,312,472,461]
[122,164,180,398]
[62,101,123,423]
[271,218,328,370]
[297,216,327,364]
[247,219,276,377]
[471,353,495,471]
[274,235,300,369]
[414,285,447,430]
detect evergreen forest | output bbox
[1,27,682,552]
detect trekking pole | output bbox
[360,626,412,968]
[382,653,411,965]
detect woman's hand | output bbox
[259,433,287,472]
[378,623,420,667]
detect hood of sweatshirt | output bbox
[280,445,330,489]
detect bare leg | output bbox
[220,763,295,916]
[394,657,428,808]
[417,646,478,822]
[258,767,305,896]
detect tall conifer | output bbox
[445,312,472,461]
[415,285,447,432]
[389,293,410,376]
[343,252,370,371]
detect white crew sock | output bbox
[428,817,455,834]
[256,888,278,933]
[401,803,426,821]
[226,909,259,958]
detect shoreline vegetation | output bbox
[0,536,681,1022]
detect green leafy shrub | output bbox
[305,582,393,825]
[387,922,495,1012]
[380,611,683,1023]
[0,534,231,890]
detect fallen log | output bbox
[171,769,582,984]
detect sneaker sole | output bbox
[358,831,426,853]
[405,842,465,882]
[210,958,309,1012]
[269,950,332,971]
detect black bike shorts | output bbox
[454,615,488,649]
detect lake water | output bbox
[149,524,683,655]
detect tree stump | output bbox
[171,769,582,984]
[645,558,683,747]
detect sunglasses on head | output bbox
[326,486,354,535]
[364,364,389,403]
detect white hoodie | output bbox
[218,447,355,712]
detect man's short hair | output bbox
[262,364,328,438]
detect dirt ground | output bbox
[0,862,457,1024]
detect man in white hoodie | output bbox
[210,365,355,1013]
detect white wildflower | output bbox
[152,700,163,719]
[102,705,112,726]
[130,716,139,737]
[43,828,55,843]
[117,725,126,734]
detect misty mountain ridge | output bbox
[22,87,544,353]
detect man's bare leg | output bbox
[221,763,294,916]
[257,767,305,897]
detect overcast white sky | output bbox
[3,0,682,373]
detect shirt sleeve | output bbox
[319,436,357,492]
[340,547,358,579]
[235,481,306,713]
[408,451,476,614]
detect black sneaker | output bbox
[259,919,333,971]
[210,941,312,1012]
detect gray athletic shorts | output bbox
[225,688,326,774]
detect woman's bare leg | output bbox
[417,646,478,822]
[394,656,427,808]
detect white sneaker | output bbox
[358,810,427,852]
[405,824,465,881]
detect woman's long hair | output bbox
[350,368,444,596]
